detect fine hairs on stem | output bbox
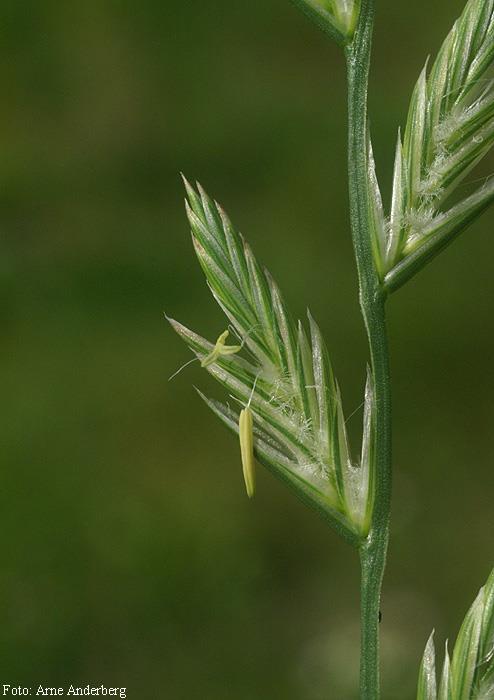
[169,1,494,697]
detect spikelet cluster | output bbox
[169,180,375,540]
[292,0,361,44]
[368,0,494,291]
[417,568,494,700]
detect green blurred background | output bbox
[1,1,493,697]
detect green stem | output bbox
[345,2,393,698]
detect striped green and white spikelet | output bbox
[168,179,375,543]
[291,0,361,45]
[417,568,494,700]
[372,0,494,291]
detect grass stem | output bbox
[345,1,392,696]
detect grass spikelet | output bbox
[169,180,376,542]
[417,568,494,699]
[381,0,494,289]
[290,0,361,44]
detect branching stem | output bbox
[345,2,392,697]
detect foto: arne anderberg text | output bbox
[2,686,127,698]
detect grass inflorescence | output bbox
[169,1,494,697]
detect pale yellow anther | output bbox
[239,407,255,498]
